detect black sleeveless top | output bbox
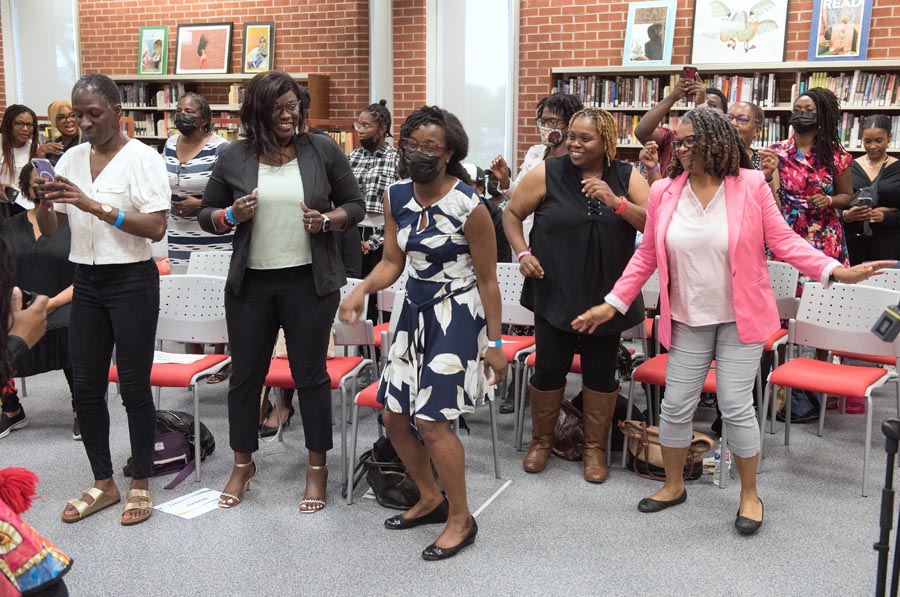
[521,155,644,336]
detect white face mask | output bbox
[540,126,564,147]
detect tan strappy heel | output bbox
[299,464,327,513]
[218,461,257,509]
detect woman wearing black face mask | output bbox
[763,88,852,267]
[164,93,232,275]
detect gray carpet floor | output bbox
[4,367,896,596]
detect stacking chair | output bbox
[759,261,801,433]
[373,272,408,370]
[186,251,232,278]
[758,283,900,496]
[829,269,900,372]
[109,274,231,482]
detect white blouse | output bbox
[500,143,546,245]
[54,139,171,265]
[664,182,736,327]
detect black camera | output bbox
[872,304,900,343]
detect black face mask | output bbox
[360,137,379,152]
[174,113,199,136]
[789,111,817,134]
[406,151,441,184]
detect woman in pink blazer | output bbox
[573,108,893,536]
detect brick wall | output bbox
[392,0,427,133]
[76,0,370,120]
[516,0,900,164]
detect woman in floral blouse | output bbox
[759,88,852,265]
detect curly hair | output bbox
[668,107,752,179]
[364,99,393,138]
[538,93,585,125]
[178,92,213,133]
[17,163,34,202]
[568,107,618,163]
[397,106,469,182]
[0,105,38,184]
[797,87,844,177]
[240,71,303,161]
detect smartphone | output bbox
[682,65,698,80]
[31,158,56,182]
[4,187,18,203]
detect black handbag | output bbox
[342,436,420,510]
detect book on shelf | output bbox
[799,71,899,108]
[838,113,900,150]
[321,129,354,153]
[118,82,188,108]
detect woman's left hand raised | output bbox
[39,175,91,212]
[301,202,326,234]
[832,260,898,284]
[483,346,507,387]
[581,178,620,209]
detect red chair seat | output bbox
[645,317,653,338]
[764,329,788,351]
[769,357,889,396]
[501,335,536,362]
[832,351,897,367]
[524,351,582,374]
[110,354,229,387]
[633,355,717,394]
[373,322,390,348]
[264,356,366,390]
[356,382,381,409]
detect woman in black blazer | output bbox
[199,71,364,513]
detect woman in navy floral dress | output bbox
[340,106,506,561]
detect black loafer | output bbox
[384,498,449,530]
[422,517,478,561]
[735,499,764,536]
[637,489,687,513]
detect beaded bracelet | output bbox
[219,208,234,230]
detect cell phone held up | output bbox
[682,65,698,80]
[31,158,57,183]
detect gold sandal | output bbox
[121,488,153,526]
[218,461,257,509]
[61,486,120,523]
[299,465,327,514]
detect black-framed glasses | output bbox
[725,114,753,124]
[536,118,564,128]
[272,102,300,116]
[13,120,34,129]
[55,113,77,122]
[399,139,446,157]
[672,135,696,150]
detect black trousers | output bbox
[70,260,159,481]
[225,265,338,454]
[531,314,620,393]
[338,226,362,278]
[1,368,74,413]
[360,226,383,322]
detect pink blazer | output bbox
[608,169,840,349]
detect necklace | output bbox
[864,154,888,171]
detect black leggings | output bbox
[1,368,74,414]
[70,260,159,481]
[225,265,338,454]
[530,315,620,393]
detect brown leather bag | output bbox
[552,400,584,461]
[618,420,714,481]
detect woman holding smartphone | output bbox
[37,73,170,527]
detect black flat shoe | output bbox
[422,517,478,561]
[637,489,687,513]
[735,499,764,536]
[258,405,294,438]
[384,497,449,530]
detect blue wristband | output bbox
[487,339,502,348]
[113,209,125,228]
[225,206,237,225]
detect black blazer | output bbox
[199,133,365,296]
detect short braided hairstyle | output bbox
[668,107,751,179]
[364,99,392,138]
[569,107,618,162]
[397,105,469,182]
[798,87,844,177]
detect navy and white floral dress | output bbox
[377,178,490,422]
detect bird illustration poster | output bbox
[622,0,677,67]
[691,0,789,64]
[808,0,871,61]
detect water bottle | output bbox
[713,439,731,486]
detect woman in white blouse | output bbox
[0,104,39,215]
[573,108,892,536]
[37,74,170,527]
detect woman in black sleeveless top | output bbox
[504,107,650,483]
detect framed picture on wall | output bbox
[175,23,233,75]
[808,0,872,61]
[691,0,789,64]
[242,22,274,74]
[622,0,677,66]
[137,26,168,76]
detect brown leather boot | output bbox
[582,385,618,483]
[522,385,565,473]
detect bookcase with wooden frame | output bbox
[107,73,356,151]
[551,60,900,158]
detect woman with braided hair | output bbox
[503,107,650,483]
[759,88,853,265]
[573,107,893,535]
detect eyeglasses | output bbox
[672,135,696,150]
[536,118,564,128]
[725,114,754,125]
[55,113,77,122]
[354,122,375,133]
[399,139,446,157]
[272,102,300,116]
[13,121,34,129]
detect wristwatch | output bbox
[321,214,331,233]
[96,203,113,222]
